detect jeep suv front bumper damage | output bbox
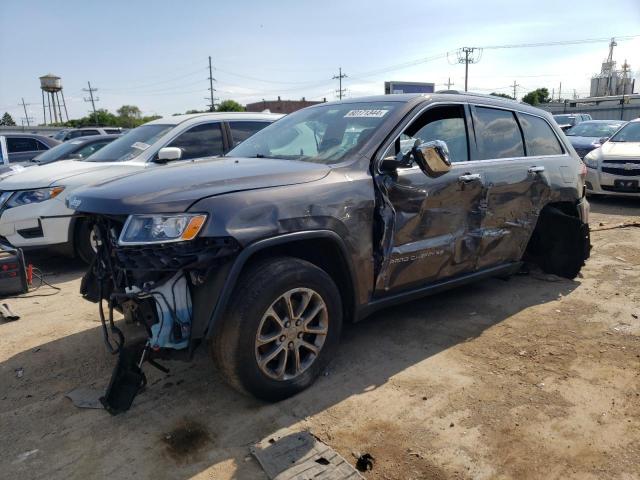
[80,214,240,413]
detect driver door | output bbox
[374,104,485,295]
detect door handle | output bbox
[458,173,481,183]
[528,166,545,174]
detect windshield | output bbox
[85,124,172,162]
[228,101,401,164]
[553,115,575,125]
[566,122,625,137]
[609,122,640,143]
[31,139,84,164]
[53,130,69,141]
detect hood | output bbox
[599,141,640,160]
[568,136,601,149]
[69,157,331,215]
[0,160,137,190]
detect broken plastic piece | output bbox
[100,344,147,415]
[356,453,375,472]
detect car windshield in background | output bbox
[553,115,575,124]
[609,122,640,143]
[85,124,172,162]
[227,101,401,164]
[53,130,69,141]
[31,140,84,164]
[566,122,625,137]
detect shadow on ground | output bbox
[588,195,639,217]
[0,268,580,479]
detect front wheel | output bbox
[212,257,343,401]
[75,220,98,264]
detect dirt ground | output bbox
[1,196,639,480]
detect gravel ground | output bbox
[1,196,639,480]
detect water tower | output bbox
[40,74,69,125]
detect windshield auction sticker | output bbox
[344,109,389,118]
[131,142,150,151]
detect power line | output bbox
[333,67,347,100]
[479,34,639,50]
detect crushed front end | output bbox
[80,213,240,413]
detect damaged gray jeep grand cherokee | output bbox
[69,93,590,410]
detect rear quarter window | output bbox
[473,106,524,160]
[517,113,564,156]
[6,137,40,153]
[229,121,270,146]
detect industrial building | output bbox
[245,96,326,114]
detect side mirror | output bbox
[412,140,451,177]
[156,147,182,163]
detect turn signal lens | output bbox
[181,215,207,240]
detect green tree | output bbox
[521,88,550,106]
[185,109,205,114]
[85,109,119,127]
[216,100,245,112]
[117,105,142,128]
[490,92,514,100]
[1,112,16,126]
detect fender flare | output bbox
[204,229,358,340]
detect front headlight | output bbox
[4,187,65,209]
[119,213,207,245]
[583,151,599,169]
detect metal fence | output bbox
[539,98,640,121]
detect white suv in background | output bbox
[0,112,282,261]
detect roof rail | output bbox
[435,90,522,103]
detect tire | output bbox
[75,220,97,264]
[212,256,343,401]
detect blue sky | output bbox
[1,0,638,123]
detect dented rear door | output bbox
[469,105,554,270]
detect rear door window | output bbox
[166,122,224,160]
[81,129,100,136]
[473,106,525,160]
[6,137,40,153]
[517,113,563,156]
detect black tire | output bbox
[75,219,97,264]
[212,256,343,401]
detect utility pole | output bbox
[20,98,32,127]
[333,67,347,100]
[445,77,454,89]
[511,81,520,100]
[558,81,562,102]
[456,47,481,92]
[207,56,217,111]
[83,81,99,122]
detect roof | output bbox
[146,112,284,126]
[309,92,547,116]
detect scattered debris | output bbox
[356,453,375,472]
[590,222,640,232]
[0,303,19,321]
[65,388,104,409]
[632,313,638,319]
[15,367,23,379]
[251,430,363,479]
[12,449,38,464]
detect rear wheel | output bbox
[212,257,342,401]
[75,220,98,264]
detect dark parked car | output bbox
[553,113,592,131]
[565,120,627,158]
[31,134,120,165]
[0,133,59,163]
[53,127,123,142]
[69,93,590,409]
